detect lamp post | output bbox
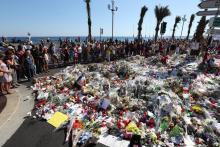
[108,0,118,41]
[180,15,187,39]
[100,28,103,41]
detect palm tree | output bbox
[154,5,171,41]
[137,6,148,41]
[84,0,92,42]
[193,16,209,42]
[186,14,195,40]
[171,16,181,39]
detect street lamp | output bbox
[180,15,187,39]
[27,32,31,41]
[108,0,118,41]
[100,28,104,41]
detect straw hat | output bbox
[8,46,14,50]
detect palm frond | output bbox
[172,16,181,39]
[193,16,208,42]
[138,6,148,40]
[155,5,171,22]
[186,14,195,40]
[154,5,171,41]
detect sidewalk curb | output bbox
[0,85,34,147]
[0,90,21,129]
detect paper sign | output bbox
[47,112,68,128]
[100,98,110,110]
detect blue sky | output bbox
[0,0,204,37]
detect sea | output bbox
[6,36,145,43]
[4,35,199,44]
[5,36,177,44]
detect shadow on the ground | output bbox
[3,117,107,147]
[0,95,7,113]
[2,118,69,147]
[3,65,110,147]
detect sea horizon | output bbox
[4,35,194,44]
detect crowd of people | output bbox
[0,37,219,95]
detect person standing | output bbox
[130,42,134,56]
[16,45,26,81]
[43,48,49,72]
[48,42,59,66]
[1,36,6,43]
[38,46,45,73]
[86,44,91,63]
[125,42,129,57]
[5,50,19,88]
[63,47,70,65]
[69,45,74,63]
[82,43,87,63]
[31,46,41,74]
[0,53,12,94]
[170,42,176,55]
[90,45,95,62]
[24,50,35,81]
[175,44,180,55]
[74,46,78,65]
[159,42,164,55]
[77,44,82,63]
[106,45,111,62]
[190,40,200,57]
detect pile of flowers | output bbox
[31,55,220,146]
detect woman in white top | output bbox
[0,53,12,94]
[43,47,49,72]
[78,44,82,63]
[175,45,180,55]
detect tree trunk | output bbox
[193,16,207,42]
[186,31,190,40]
[138,28,142,41]
[88,18,92,41]
[186,26,191,40]
[172,25,176,39]
[186,23,193,40]
[155,22,160,41]
[86,2,92,42]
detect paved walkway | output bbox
[0,84,34,146]
[0,68,64,146]
[0,67,120,147]
[0,95,7,113]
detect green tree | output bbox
[137,6,148,41]
[84,0,92,42]
[186,14,195,40]
[154,5,171,41]
[172,16,181,39]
